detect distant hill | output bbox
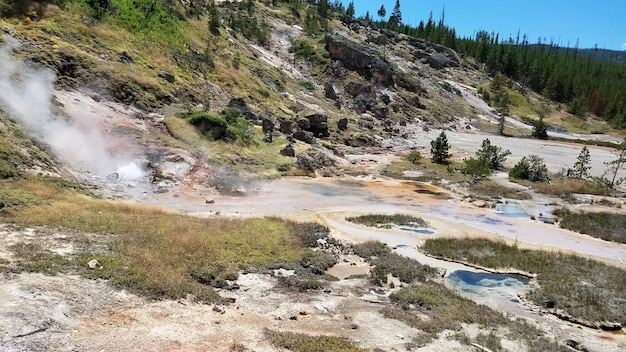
[577,47,626,64]
[529,45,626,64]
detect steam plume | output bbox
[0,36,143,180]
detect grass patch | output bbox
[1,179,336,302]
[265,329,367,352]
[468,179,531,200]
[383,158,469,183]
[384,282,508,333]
[345,214,427,229]
[353,241,437,285]
[421,237,626,324]
[164,114,297,178]
[532,178,609,198]
[553,208,626,243]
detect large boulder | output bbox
[259,113,275,133]
[280,120,294,134]
[337,117,348,131]
[280,144,296,157]
[427,53,459,70]
[225,98,257,122]
[293,148,339,175]
[324,82,339,100]
[302,113,329,137]
[293,130,316,144]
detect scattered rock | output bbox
[226,98,257,122]
[87,259,101,269]
[293,130,316,145]
[263,132,273,143]
[566,339,590,352]
[280,120,294,134]
[205,198,215,204]
[212,306,225,314]
[260,114,275,134]
[158,71,176,83]
[119,51,133,65]
[303,112,329,137]
[472,200,488,208]
[337,117,348,131]
[324,82,339,100]
[293,148,338,174]
[427,53,458,70]
[599,322,623,331]
[280,144,296,157]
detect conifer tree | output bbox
[389,0,402,27]
[430,131,451,164]
[377,4,386,22]
[346,0,355,18]
[571,146,591,178]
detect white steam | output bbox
[0,37,144,181]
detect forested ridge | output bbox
[367,5,626,127]
[2,0,625,126]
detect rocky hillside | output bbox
[0,1,481,159]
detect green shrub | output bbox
[509,155,548,181]
[298,80,316,91]
[187,112,228,140]
[289,37,330,66]
[406,149,423,164]
[462,157,491,177]
[109,0,185,46]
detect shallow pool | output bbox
[446,270,531,296]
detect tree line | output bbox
[357,2,626,128]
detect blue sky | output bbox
[352,1,626,51]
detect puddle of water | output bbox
[399,227,434,234]
[495,203,530,218]
[446,270,531,295]
[412,182,450,199]
[495,202,551,220]
[302,184,363,197]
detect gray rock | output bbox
[226,98,257,122]
[337,117,348,131]
[280,120,294,134]
[260,113,275,133]
[324,82,339,100]
[427,53,459,70]
[293,148,337,173]
[293,130,316,144]
[304,113,329,137]
[280,144,296,157]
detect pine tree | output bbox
[475,138,511,170]
[430,131,451,164]
[207,0,220,34]
[377,4,386,22]
[389,0,402,27]
[607,139,626,189]
[346,0,355,18]
[532,116,548,139]
[571,146,591,178]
